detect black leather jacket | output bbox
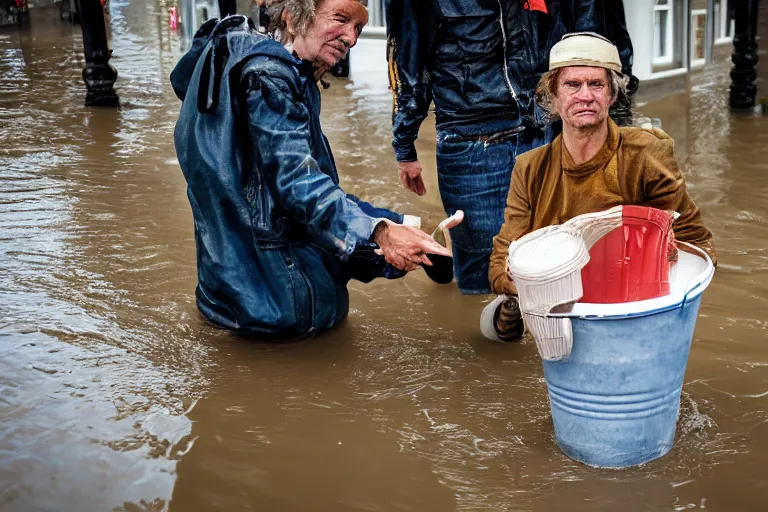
[386,0,635,162]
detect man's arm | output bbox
[245,70,380,259]
[345,193,422,228]
[642,137,718,266]
[345,193,402,224]
[387,0,433,164]
[489,162,535,296]
[244,67,445,268]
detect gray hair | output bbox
[535,67,629,123]
[268,0,367,39]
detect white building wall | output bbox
[624,0,656,81]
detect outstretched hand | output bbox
[372,221,450,271]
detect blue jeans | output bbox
[436,121,553,294]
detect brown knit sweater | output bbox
[489,119,717,296]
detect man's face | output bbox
[291,0,368,71]
[554,66,614,130]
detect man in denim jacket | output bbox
[171,4,448,339]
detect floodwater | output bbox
[1,3,768,511]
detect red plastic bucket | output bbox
[580,206,675,304]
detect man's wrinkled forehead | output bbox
[557,66,610,83]
[317,0,369,24]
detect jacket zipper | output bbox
[496,0,518,104]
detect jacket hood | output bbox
[170,15,300,104]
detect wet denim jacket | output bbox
[171,17,402,337]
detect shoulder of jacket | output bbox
[618,126,678,178]
[241,56,302,96]
[516,141,554,171]
[619,126,674,149]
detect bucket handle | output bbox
[562,205,623,250]
[678,242,715,306]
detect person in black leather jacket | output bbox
[386,0,636,294]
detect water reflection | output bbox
[1,2,768,511]
[1,4,205,511]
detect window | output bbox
[651,0,686,74]
[653,0,674,65]
[714,0,735,43]
[691,9,707,68]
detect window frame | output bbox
[714,0,735,44]
[690,9,707,68]
[653,0,675,66]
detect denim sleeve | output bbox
[245,71,376,260]
[387,0,433,163]
[345,193,404,224]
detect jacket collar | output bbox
[559,118,619,178]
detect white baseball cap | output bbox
[549,32,622,73]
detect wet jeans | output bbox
[436,121,553,294]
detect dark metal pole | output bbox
[729,0,760,109]
[77,0,119,107]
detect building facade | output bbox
[626,0,734,82]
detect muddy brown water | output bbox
[1,4,768,511]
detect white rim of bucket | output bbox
[549,241,715,320]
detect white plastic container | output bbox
[507,207,624,360]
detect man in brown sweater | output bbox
[481,32,716,343]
